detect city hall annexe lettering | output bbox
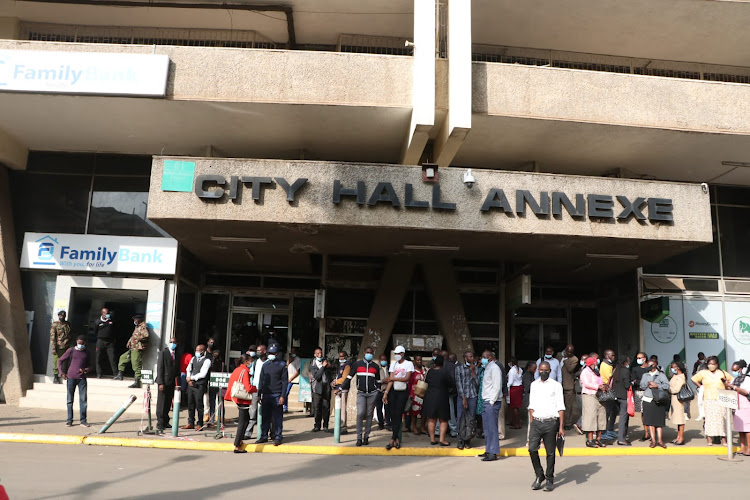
[193,175,673,223]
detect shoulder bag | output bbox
[230,370,256,400]
[677,382,695,402]
[596,387,616,402]
[651,387,670,405]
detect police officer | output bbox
[114,314,149,388]
[49,310,71,384]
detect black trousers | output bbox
[96,339,117,376]
[528,419,558,481]
[187,384,207,426]
[312,387,331,428]
[563,390,578,427]
[605,399,619,432]
[388,390,409,441]
[156,384,175,430]
[376,390,390,428]
[235,406,250,448]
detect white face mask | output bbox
[195,352,203,358]
[395,354,403,361]
[268,354,276,361]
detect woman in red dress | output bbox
[408,356,428,435]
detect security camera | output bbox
[463,169,476,188]
[405,40,415,48]
[701,182,709,194]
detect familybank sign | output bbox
[150,158,712,242]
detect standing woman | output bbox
[630,352,650,442]
[422,355,453,446]
[383,345,414,450]
[580,356,607,448]
[668,361,688,445]
[227,354,254,453]
[611,356,632,446]
[409,356,428,435]
[640,359,670,448]
[692,356,733,446]
[507,358,524,429]
[727,360,750,456]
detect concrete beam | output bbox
[422,259,473,355]
[359,257,416,357]
[0,128,28,170]
[0,166,34,403]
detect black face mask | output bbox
[539,371,550,381]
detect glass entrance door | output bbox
[513,322,569,364]
[227,310,289,369]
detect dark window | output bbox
[716,186,750,207]
[87,176,164,237]
[26,152,95,174]
[643,205,721,276]
[326,288,374,318]
[461,293,499,322]
[719,205,750,278]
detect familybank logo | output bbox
[32,235,163,269]
[0,53,137,90]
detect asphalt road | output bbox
[1,443,745,499]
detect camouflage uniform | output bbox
[118,321,149,380]
[50,320,72,376]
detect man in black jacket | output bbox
[257,344,288,446]
[309,347,332,432]
[155,336,179,433]
[94,307,118,378]
[351,346,381,446]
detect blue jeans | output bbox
[482,399,501,455]
[260,393,284,441]
[456,397,478,445]
[66,378,88,424]
[284,382,297,411]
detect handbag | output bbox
[626,387,635,417]
[677,383,695,402]
[459,407,477,442]
[414,380,428,399]
[651,387,670,404]
[596,386,616,402]
[230,371,256,400]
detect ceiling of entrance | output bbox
[155,218,706,282]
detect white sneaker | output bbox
[694,417,703,422]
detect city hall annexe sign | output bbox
[193,175,673,223]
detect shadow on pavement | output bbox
[554,462,602,488]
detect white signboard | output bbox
[0,50,169,96]
[20,233,178,275]
[718,389,739,410]
[724,300,750,364]
[643,297,684,367]
[683,299,725,368]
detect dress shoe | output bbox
[356,439,363,446]
[532,476,544,490]
[180,424,195,430]
[234,449,247,454]
[165,423,172,429]
[273,438,282,446]
[195,425,205,432]
[363,438,369,446]
[544,480,554,492]
[156,428,164,434]
[477,452,487,458]
[255,438,269,444]
[323,427,331,433]
[312,426,321,432]
[481,454,498,462]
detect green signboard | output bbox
[688,332,720,340]
[641,297,670,323]
[209,372,231,389]
[141,369,154,385]
[161,160,195,192]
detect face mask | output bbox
[544,354,552,359]
[134,321,139,326]
[208,343,214,348]
[380,360,388,366]
[732,370,740,378]
[169,343,177,350]
[339,358,346,363]
[708,365,717,372]
[481,358,489,367]
[596,359,601,366]
[637,359,644,365]
[432,356,437,361]
[268,354,276,361]
[395,354,403,361]
[671,368,677,375]
[539,371,550,381]
[75,344,85,351]
[364,353,373,362]
[290,354,297,359]
[105,314,111,319]
[317,357,325,362]
[465,361,471,367]
[195,352,203,358]
[249,352,256,358]
[580,360,585,366]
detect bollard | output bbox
[726,407,733,460]
[334,394,342,444]
[172,388,181,437]
[99,395,137,434]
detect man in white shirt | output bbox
[535,346,562,383]
[528,360,566,492]
[478,350,504,462]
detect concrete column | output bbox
[0,128,28,171]
[400,0,436,165]
[0,18,20,40]
[359,257,416,358]
[422,259,473,355]
[434,0,472,167]
[0,165,34,403]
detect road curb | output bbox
[0,432,741,457]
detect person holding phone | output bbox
[692,355,733,446]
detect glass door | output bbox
[227,310,290,369]
[513,321,570,364]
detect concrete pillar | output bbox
[359,257,416,358]
[0,17,20,40]
[0,128,28,171]
[0,165,34,403]
[422,259,473,355]
[401,0,436,165]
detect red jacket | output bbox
[226,365,254,405]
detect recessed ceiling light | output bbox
[210,236,267,243]
[403,245,460,251]
[586,253,639,260]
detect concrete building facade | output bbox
[0,0,748,404]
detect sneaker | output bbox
[694,417,703,422]
[80,422,90,428]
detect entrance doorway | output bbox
[227,310,289,369]
[512,307,570,364]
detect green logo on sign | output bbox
[733,317,750,346]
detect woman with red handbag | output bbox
[227,354,256,453]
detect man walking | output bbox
[478,350,504,462]
[94,307,117,378]
[310,347,332,432]
[49,310,71,384]
[114,314,149,388]
[535,346,562,382]
[155,336,179,433]
[58,335,91,427]
[561,345,579,430]
[181,344,211,431]
[528,360,565,492]
[257,345,288,446]
[351,347,380,446]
